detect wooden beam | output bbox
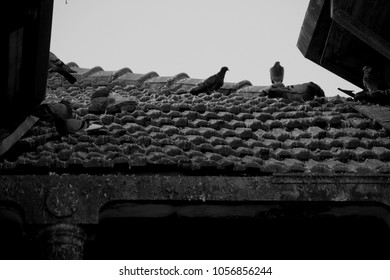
[297,0,331,60]
[7,28,23,102]
[0,115,39,156]
[331,0,390,61]
[350,104,390,132]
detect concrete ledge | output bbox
[0,174,389,224]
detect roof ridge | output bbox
[68,65,262,93]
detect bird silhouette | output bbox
[33,100,73,121]
[53,118,89,136]
[190,66,229,95]
[362,65,381,94]
[36,100,88,136]
[267,82,324,101]
[47,100,73,119]
[270,61,284,84]
[48,52,77,84]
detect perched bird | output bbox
[362,65,381,94]
[47,100,73,119]
[48,52,77,84]
[33,100,73,120]
[53,117,89,136]
[267,82,324,101]
[37,100,87,136]
[270,61,284,84]
[190,66,229,95]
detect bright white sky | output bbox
[50,0,362,96]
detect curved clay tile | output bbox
[176,78,204,86]
[80,66,104,78]
[172,72,190,81]
[111,67,133,81]
[137,71,159,85]
[232,80,253,91]
[66,62,79,68]
[145,76,175,84]
[237,86,269,94]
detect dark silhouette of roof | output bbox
[297,0,390,89]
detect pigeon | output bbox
[267,82,324,101]
[190,66,229,95]
[362,65,381,94]
[46,100,73,119]
[35,100,88,136]
[48,52,77,84]
[53,117,89,136]
[270,61,284,84]
[33,100,73,120]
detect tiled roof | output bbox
[2,63,390,175]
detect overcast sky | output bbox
[50,0,362,96]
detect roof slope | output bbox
[1,63,390,175]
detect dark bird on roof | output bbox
[32,100,73,121]
[48,52,77,84]
[362,65,381,94]
[47,100,73,119]
[267,82,324,101]
[190,66,229,95]
[53,118,89,136]
[270,61,284,84]
[36,100,87,136]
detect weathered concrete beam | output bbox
[0,174,389,224]
[38,223,86,260]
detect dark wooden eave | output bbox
[3,0,53,130]
[297,0,390,89]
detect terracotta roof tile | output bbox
[307,126,327,139]
[305,159,332,174]
[332,149,356,162]
[214,145,236,157]
[236,147,254,157]
[284,158,305,172]
[261,158,288,173]
[290,147,311,160]
[271,128,290,141]
[226,137,244,148]
[378,138,390,149]
[372,147,390,160]
[235,127,255,139]
[262,139,281,149]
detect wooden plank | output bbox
[351,104,390,132]
[0,115,39,156]
[331,0,390,61]
[7,28,23,102]
[297,0,331,60]
[3,0,53,131]
[319,21,364,88]
[32,0,53,105]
